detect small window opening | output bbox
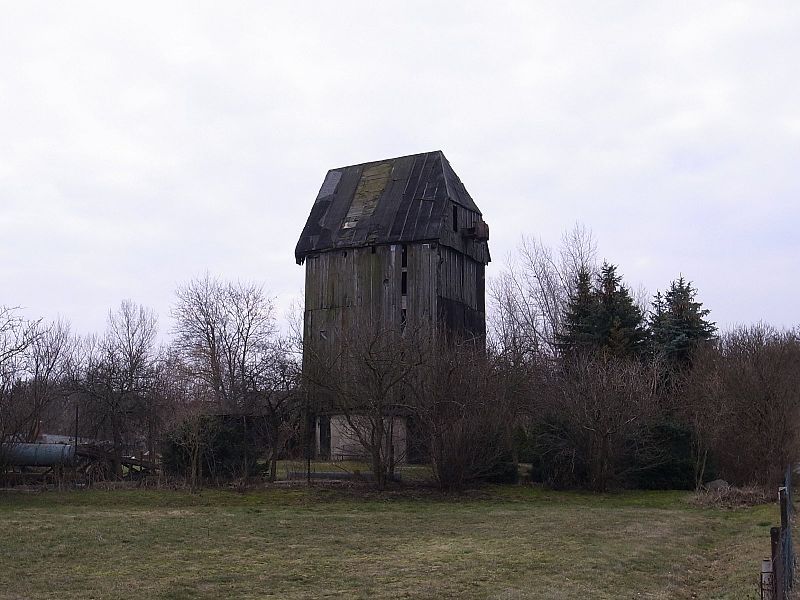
[401,271,407,295]
[401,244,407,267]
[371,246,377,254]
[452,205,458,232]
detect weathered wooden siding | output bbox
[303,244,439,366]
[405,243,439,330]
[437,245,481,309]
[304,239,486,369]
[436,244,486,340]
[438,201,490,264]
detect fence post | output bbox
[772,526,783,600]
[780,487,789,532]
[762,558,775,600]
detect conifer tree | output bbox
[593,263,647,358]
[648,276,716,368]
[556,268,595,356]
[558,263,646,359]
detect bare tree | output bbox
[158,350,211,491]
[247,338,301,482]
[1,312,78,479]
[489,223,597,358]
[171,275,277,412]
[75,301,159,477]
[305,325,426,489]
[18,319,74,440]
[678,344,728,489]
[0,306,39,470]
[171,276,297,482]
[0,307,41,455]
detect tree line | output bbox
[2,227,799,492]
[491,226,800,491]
[0,276,300,486]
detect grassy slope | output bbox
[0,486,773,600]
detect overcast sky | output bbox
[1,1,798,338]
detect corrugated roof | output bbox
[295,150,483,263]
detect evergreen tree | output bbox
[558,263,646,359]
[592,263,647,358]
[648,276,716,368]
[557,268,596,356]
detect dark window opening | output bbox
[452,205,458,232]
[318,416,331,459]
[371,246,377,254]
[401,271,407,295]
[401,244,407,267]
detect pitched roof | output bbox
[295,151,483,263]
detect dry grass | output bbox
[689,486,774,509]
[0,485,778,599]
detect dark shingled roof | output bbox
[295,151,483,263]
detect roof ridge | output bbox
[328,150,442,172]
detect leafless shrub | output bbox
[679,344,729,490]
[535,354,661,492]
[703,324,800,487]
[410,340,521,491]
[688,486,772,509]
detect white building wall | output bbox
[320,415,407,465]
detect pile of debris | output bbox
[689,479,773,508]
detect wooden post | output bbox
[763,558,775,600]
[306,390,312,485]
[780,487,789,532]
[772,526,783,600]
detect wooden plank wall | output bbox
[437,202,490,265]
[303,240,486,366]
[436,245,482,311]
[303,244,438,363]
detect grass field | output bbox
[0,484,776,599]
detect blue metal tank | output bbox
[0,443,76,467]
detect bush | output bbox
[512,425,537,464]
[478,451,520,484]
[162,415,263,481]
[527,418,707,491]
[480,462,519,484]
[625,422,697,490]
[527,417,588,490]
